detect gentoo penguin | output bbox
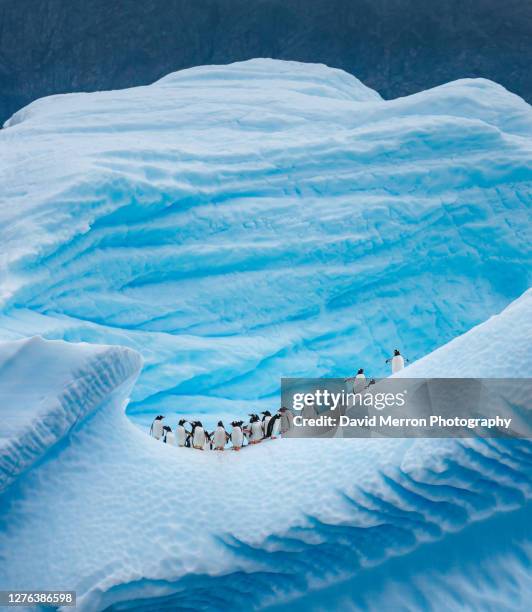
[279,407,294,434]
[261,411,272,435]
[266,413,282,438]
[354,368,366,392]
[149,415,165,440]
[344,369,366,393]
[205,429,213,451]
[230,421,244,451]
[386,349,409,374]
[192,421,206,450]
[162,425,176,446]
[176,419,189,447]
[213,421,228,450]
[248,414,263,444]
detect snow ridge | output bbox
[0,337,141,492]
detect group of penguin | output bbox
[149,350,408,449]
[345,350,409,391]
[149,409,287,451]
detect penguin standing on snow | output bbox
[230,421,244,451]
[205,429,213,450]
[213,421,229,450]
[266,412,282,438]
[149,415,165,440]
[261,411,272,435]
[344,369,366,393]
[248,414,263,444]
[162,425,176,446]
[192,421,207,450]
[386,349,409,374]
[176,419,189,447]
[279,406,294,434]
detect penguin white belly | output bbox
[392,355,405,373]
[193,428,206,448]
[271,418,281,437]
[262,416,271,434]
[152,420,163,440]
[353,375,366,393]
[165,432,176,446]
[250,421,263,442]
[176,426,187,447]
[231,427,243,448]
[213,428,226,448]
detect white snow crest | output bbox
[0,337,142,492]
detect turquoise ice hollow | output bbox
[0,58,531,610]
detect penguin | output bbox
[266,413,282,438]
[344,369,366,393]
[176,419,189,447]
[213,421,228,450]
[149,415,165,440]
[261,411,272,435]
[354,368,366,392]
[386,349,409,374]
[248,413,263,444]
[230,420,244,451]
[205,429,213,451]
[162,425,176,446]
[279,407,294,434]
[366,378,376,389]
[192,421,206,450]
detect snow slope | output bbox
[0,59,531,425]
[0,291,530,611]
[0,336,141,492]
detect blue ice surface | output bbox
[0,289,530,611]
[0,59,531,610]
[0,60,530,431]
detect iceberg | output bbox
[0,59,531,609]
[0,291,530,610]
[0,59,530,427]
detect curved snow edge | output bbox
[0,339,142,493]
[392,288,532,378]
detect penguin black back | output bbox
[266,414,281,438]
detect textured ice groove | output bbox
[96,438,532,612]
[0,337,142,492]
[0,60,531,610]
[0,289,530,611]
[0,59,531,425]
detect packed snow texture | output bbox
[0,59,531,609]
[0,336,141,492]
[0,59,531,426]
[0,291,530,611]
